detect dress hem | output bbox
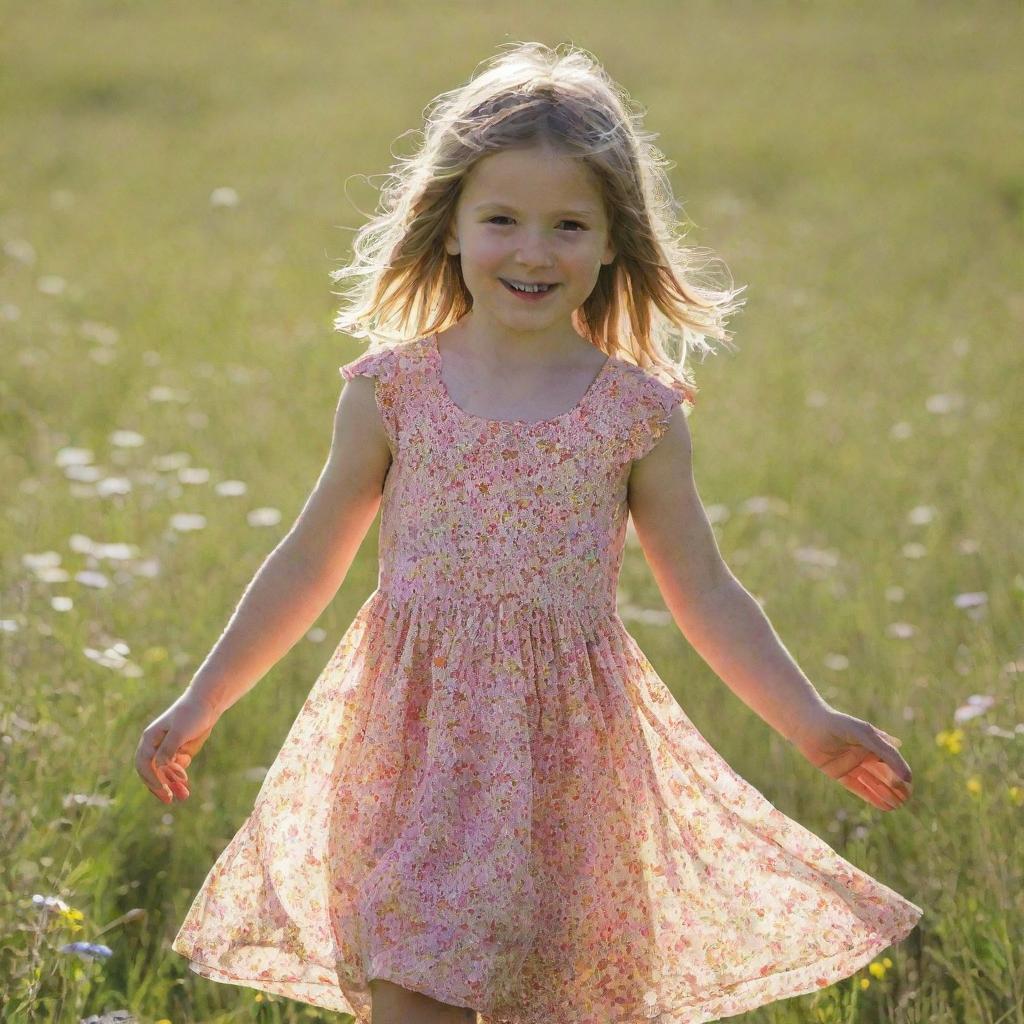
[646,915,921,1024]
[172,912,920,1024]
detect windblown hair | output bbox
[330,40,746,393]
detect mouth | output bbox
[500,278,560,300]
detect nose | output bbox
[514,230,556,269]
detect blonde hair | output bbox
[330,40,746,394]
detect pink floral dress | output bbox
[171,332,923,1024]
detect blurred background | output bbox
[2,1,1022,1020]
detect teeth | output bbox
[507,280,551,293]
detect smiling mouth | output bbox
[500,279,560,295]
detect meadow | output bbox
[1,1,1022,1021]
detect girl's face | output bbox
[444,144,616,342]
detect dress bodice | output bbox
[340,333,694,629]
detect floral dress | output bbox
[171,332,923,1024]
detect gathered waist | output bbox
[365,580,620,637]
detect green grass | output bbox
[1,1,1022,1020]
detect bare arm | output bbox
[627,407,831,743]
[181,373,392,718]
[626,408,914,812]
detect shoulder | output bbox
[339,335,433,384]
[601,358,696,464]
[338,336,435,451]
[609,358,696,419]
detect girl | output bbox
[137,41,922,1024]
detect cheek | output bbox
[461,235,505,273]
[567,249,604,286]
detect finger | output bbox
[160,762,190,795]
[153,741,194,800]
[849,766,902,810]
[841,770,892,811]
[846,775,894,811]
[867,728,913,783]
[861,764,909,806]
[862,755,912,796]
[140,738,188,801]
[153,732,182,774]
[851,765,901,811]
[153,762,179,794]
[135,735,173,799]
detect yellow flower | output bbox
[935,729,964,754]
[58,907,85,932]
[966,776,982,796]
[868,960,887,979]
[882,957,893,968]
[1008,786,1024,806]
[859,978,870,989]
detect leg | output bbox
[370,978,478,1024]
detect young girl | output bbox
[137,41,922,1024]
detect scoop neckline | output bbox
[426,332,613,428]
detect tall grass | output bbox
[1,1,1021,1020]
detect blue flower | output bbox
[59,941,113,960]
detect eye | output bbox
[485,216,586,231]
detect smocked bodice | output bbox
[341,333,694,628]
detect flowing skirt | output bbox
[171,587,923,1024]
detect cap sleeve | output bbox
[339,346,401,454]
[623,373,696,463]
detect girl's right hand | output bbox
[134,694,220,804]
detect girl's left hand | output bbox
[787,707,914,811]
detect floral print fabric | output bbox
[171,332,923,1024]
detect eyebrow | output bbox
[472,202,598,218]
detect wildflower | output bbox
[868,960,887,979]
[935,728,964,754]
[210,186,240,208]
[248,507,282,527]
[58,906,85,932]
[859,978,870,989]
[1008,786,1024,806]
[953,694,995,723]
[59,941,113,960]
[966,776,982,796]
[32,894,70,914]
[63,792,116,809]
